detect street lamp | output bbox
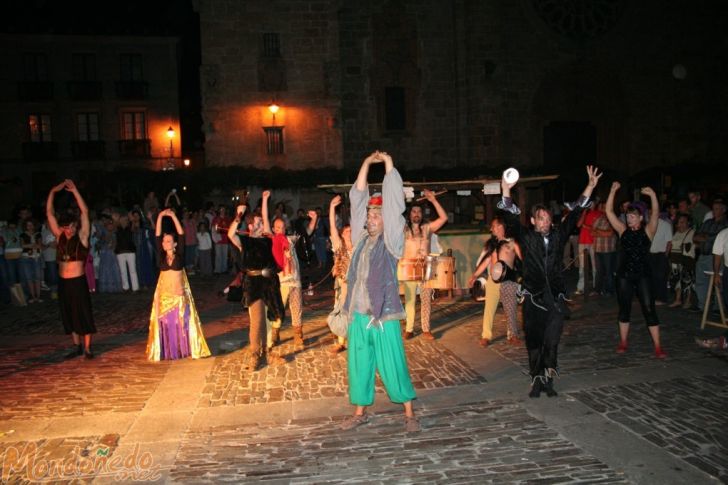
[264,101,284,155]
[166,126,175,170]
[268,102,279,125]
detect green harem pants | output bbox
[347,312,417,406]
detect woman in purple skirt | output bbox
[146,209,210,361]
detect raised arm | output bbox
[155,211,165,236]
[377,152,405,257]
[559,165,602,240]
[227,205,245,252]
[65,180,90,245]
[45,181,67,238]
[423,190,448,233]
[497,174,524,240]
[354,151,382,192]
[166,209,184,236]
[164,190,178,208]
[350,152,383,243]
[261,190,272,235]
[329,195,343,251]
[642,187,659,240]
[605,182,626,236]
[580,165,601,201]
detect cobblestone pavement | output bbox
[570,373,728,483]
[200,300,486,407]
[172,400,627,484]
[459,294,717,374]
[0,341,170,420]
[1,273,727,483]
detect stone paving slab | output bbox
[170,400,627,484]
[570,373,728,483]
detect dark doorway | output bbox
[544,121,596,197]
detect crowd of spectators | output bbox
[0,189,343,305]
[560,189,728,317]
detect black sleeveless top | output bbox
[57,233,89,263]
[238,235,278,272]
[617,228,651,278]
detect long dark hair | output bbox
[406,203,427,234]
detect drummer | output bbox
[467,219,523,347]
[401,190,448,340]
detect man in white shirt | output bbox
[712,226,728,308]
[649,215,673,305]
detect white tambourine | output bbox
[503,167,519,184]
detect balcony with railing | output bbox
[118,139,151,158]
[22,142,59,161]
[67,81,103,100]
[71,140,106,160]
[18,82,54,101]
[115,81,148,100]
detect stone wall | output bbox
[198,0,727,179]
[197,0,343,170]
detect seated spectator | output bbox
[668,213,696,308]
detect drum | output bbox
[424,256,455,289]
[471,276,487,301]
[397,258,426,281]
[490,260,508,283]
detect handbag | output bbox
[326,304,349,338]
[10,283,27,307]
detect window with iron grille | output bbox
[262,33,281,58]
[77,113,100,141]
[120,54,144,81]
[384,86,406,131]
[72,54,97,81]
[263,126,284,155]
[121,112,146,140]
[23,53,48,81]
[28,114,52,142]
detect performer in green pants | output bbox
[347,312,416,405]
[339,151,419,433]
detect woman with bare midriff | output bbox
[145,209,210,361]
[46,180,96,359]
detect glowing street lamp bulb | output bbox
[166,126,175,138]
[183,158,190,167]
[268,103,280,114]
[183,186,187,191]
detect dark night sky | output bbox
[1,0,192,36]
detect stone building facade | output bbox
[197,0,343,170]
[197,0,727,179]
[0,33,182,200]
